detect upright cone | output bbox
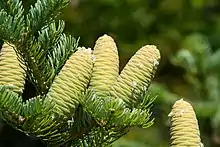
[169,99,203,147]
[89,34,119,96]
[0,43,25,94]
[110,45,160,106]
[48,47,93,116]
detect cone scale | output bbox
[89,34,119,96]
[48,47,93,116]
[169,99,203,147]
[110,45,160,106]
[0,43,25,94]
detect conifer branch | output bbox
[82,90,154,128]
[0,1,162,146]
[0,85,23,126]
[21,96,72,146]
[16,21,77,94]
[26,0,69,34]
[0,0,74,94]
[73,90,155,146]
[71,126,128,147]
[51,32,78,73]
[131,86,157,110]
[69,105,95,138]
[0,0,23,16]
[0,0,24,42]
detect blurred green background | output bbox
[1,0,220,146]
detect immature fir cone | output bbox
[89,34,119,96]
[48,47,93,116]
[0,43,25,94]
[169,99,203,147]
[110,45,160,106]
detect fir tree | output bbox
[0,0,162,146]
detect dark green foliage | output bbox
[0,0,78,94]
[82,90,154,129]
[69,105,94,136]
[0,0,75,146]
[20,21,77,94]
[0,0,24,42]
[26,0,69,34]
[0,85,23,126]
[71,89,155,147]
[72,126,128,147]
[22,97,72,146]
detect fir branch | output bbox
[20,21,64,92]
[21,96,72,146]
[16,21,77,94]
[51,33,78,74]
[131,85,157,110]
[37,21,65,54]
[71,126,128,147]
[22,95,54,118]
[69,105,95,137]
[76,90,154,146]
[0,0,74,94]
[0,0,23,16]
[26,0,69,34]
[0,85,23,126]
[0,0,24,42]
[15,38,54,94]
[82,90,154,129]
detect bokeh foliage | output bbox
[1,0,220,146]
[62,0,220,146]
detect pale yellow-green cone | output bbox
[0,43,25,94]
[89,34,119,96]
[110,45,160,105]
[168,99,203,147]
[48,47,93,116]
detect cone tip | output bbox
[97,34,114,42]
[142,45,161,60]
[77,46,92,54]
